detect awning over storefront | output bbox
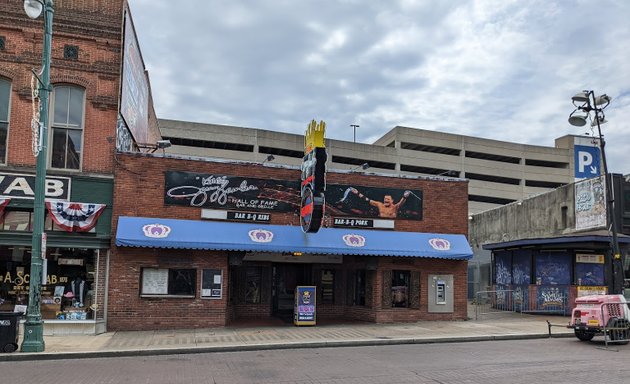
[115,216,473,260]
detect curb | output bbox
[0,332,573,362]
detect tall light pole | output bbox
[569,90,623,294]
[21,0,54,352]
[350,124,359,143]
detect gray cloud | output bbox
[130,0,630,174]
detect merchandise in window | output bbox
[392,270,410,308]
[0,247,96,320]
[50,85,84,170]
[0,78,9,163]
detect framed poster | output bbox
[141,268,168,295]
[201,269,223,299]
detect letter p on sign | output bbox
[574,145,601,179]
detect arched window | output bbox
[0,77,10,164]
[50,85,85,170]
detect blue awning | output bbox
[115,216,472,260]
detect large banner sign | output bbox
[164,171,300,212]
[575,176,606,231]
[165,171,424,221]
[326,184,423,220]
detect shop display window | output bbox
[392,270,410,308]
[321,269,334,304]
[0,246,96,320]
[140,268,196,297]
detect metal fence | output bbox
[474,289,569,320]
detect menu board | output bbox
[142,268,169,295]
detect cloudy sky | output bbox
[128,0,630,174]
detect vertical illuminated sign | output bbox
[300,120,327,233]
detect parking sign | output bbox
[574,145,601,179]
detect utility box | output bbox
[428,274,454,313]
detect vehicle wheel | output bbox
[3,343,17,353]
[574,330,595,342]
[609,318,630,345]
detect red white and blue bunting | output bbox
[45,200,106,232]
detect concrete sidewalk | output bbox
[1,311,574,361]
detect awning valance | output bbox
[115,216,472,260]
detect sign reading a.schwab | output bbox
[574,145,601,179]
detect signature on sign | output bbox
[167,175,258,207]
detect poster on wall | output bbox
[164,171,300,212]
[575,176,606,231]
[141,268,168,295]
[326,184,423,220]
[577,286,607,297]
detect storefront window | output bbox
[0,247,96,320]
[391,270,410,308]
[2,211,32,231]
[140,268,196,297]
[321,269,334,304]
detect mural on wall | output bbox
[326,184,423,220]
[512,251,531,285]
[512,285,529,312]
[536,286,569,312]
[535,253,571,285]
[575,176,606,231]
[575,263,605,286]
[494,253,512,285]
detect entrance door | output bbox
[272,263,311,321]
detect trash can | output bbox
[0,311,21,353]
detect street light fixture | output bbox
[21,0,54,353]
[568,90,623,294]
[350,124,359,143]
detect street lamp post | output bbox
[569,90,623,294]
[350,124,359,143]
[21,0,54,353]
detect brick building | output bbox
[109,152,472,331]
[0,1,158,334]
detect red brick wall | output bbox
[110,153,469,329]
[112,153,469,235]
[1,1,123,174]
[107,247,229,331]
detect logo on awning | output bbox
[248,229,274,243]
[429,238,450,251]
[142,224,171,238]
[342,234,365,247]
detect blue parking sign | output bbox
[574,145,601,179]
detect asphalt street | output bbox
[2,337,630,384]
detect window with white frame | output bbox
[0,77,10,164]
[50,85,84,170]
